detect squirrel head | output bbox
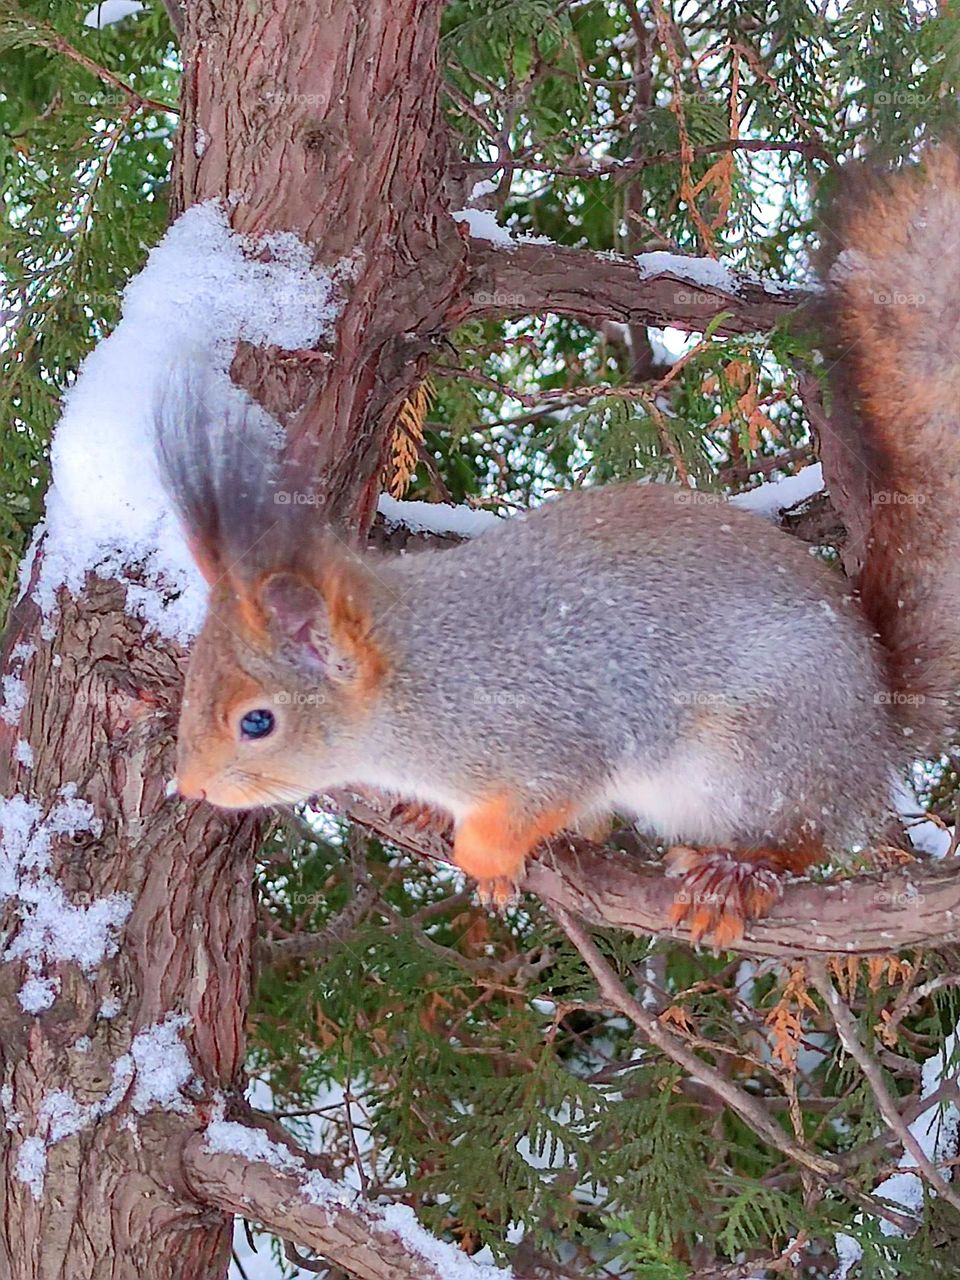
[175,560,390,809]
[153,370,390,811]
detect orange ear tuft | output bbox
[186,532,225,588]
[253,565,389,696]
[233,582,271,643]
[322,564,390,698]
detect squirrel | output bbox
[157,142,960,945]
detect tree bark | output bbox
[172,0,469,527]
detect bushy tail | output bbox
[821,142,960,751]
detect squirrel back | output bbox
[818,141,960,751]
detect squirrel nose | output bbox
[176,770,207,802]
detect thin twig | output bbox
[161,0,184,39]
[550,904,841,1178]
[552,905,927,1233]
[43,30,177,116]
[456,137,833,181]
[809,958,960,1216]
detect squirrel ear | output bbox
[260,565,388,695]
[259,571,343,677]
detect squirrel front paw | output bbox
[453,795,571,911]
[474,875,522,911]
[664,845,788,946]
[389,799,455,839]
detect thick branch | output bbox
[185,1123,508,1280]
[326,790,960,959]
[462,239,807,335]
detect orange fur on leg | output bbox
[664,841,823,946]
[454,795,571,907]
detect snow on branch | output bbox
[377,494,501,539]
[730,463,824,517]
[185,1119,511,1280]
[462,237,806,336]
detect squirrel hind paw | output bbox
[664,845,786,947]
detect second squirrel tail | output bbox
[821,141,960,752]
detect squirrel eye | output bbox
[239,708,275,741]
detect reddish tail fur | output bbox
[820,143,960,751]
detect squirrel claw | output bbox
[389,799,454,839]
[664,844,785,947]
[475,875,520,912]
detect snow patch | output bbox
[450,208,554,250]
[83,0,143,27]
[451,207,518,246]
[731,464,824,518]
[467,178,500,202]
[18,974,60,1014]
[1,675,27,726]
[15,1136,46,1199]
[377,495,501,539]
[635,249,795,298]
[99,994,122,1019]
[41,1090,89,1143]
[130,1015,194,1113]
[0,789,131,1015]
